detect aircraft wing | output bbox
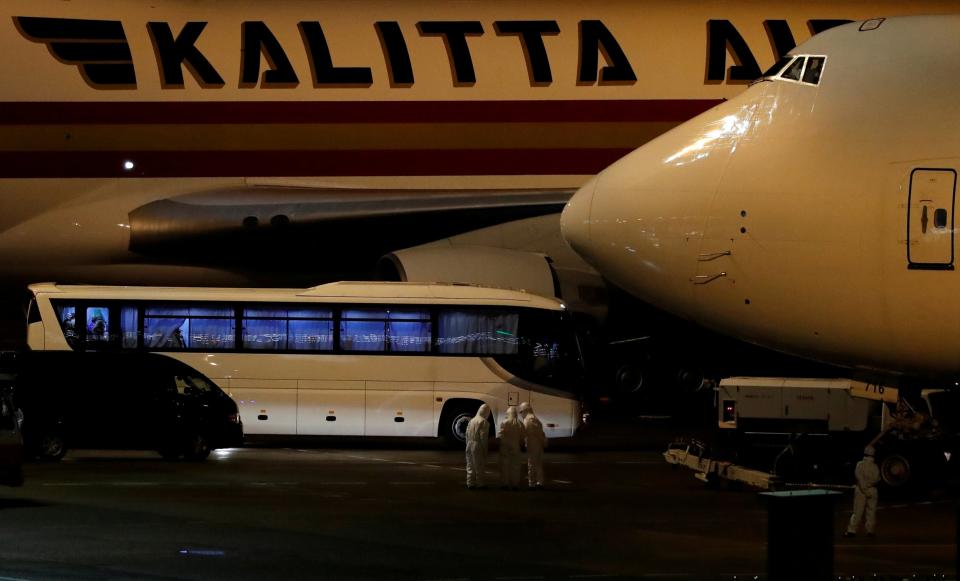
[128,187,572,278]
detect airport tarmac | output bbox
[0,433,954,580]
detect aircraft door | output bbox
[907,168,957,270]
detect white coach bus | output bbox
[26,282,583,443]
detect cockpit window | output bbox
[802,57,826,84]
[780,57,806,81]
[774,55,827,86]
[761,56,793,79]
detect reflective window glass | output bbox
[121,306,138,349]
[243,318,287,350]
[241,305,334,351]
[781,57,806,81]
[144,303,234,351]
[85,307,111,343]
[342,309,387,320]
[436,310,519,355]
[802,56,825,84]
[188,318,235,350]
[935,208,948,229]
[288,308,333,319]
[145,305,189,317]
[289,319,334,351]
[55,305,78,346]
[144,318,189,349]
[762,56,792,78]
[387,321,431,352]
[340,320,386,351]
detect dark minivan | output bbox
[16,351,243,461]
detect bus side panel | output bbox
[26,321,44,350]
[229,379,297,435]
[529,392,577,438]
[365,381,433,437]
[297,380,364,436]
[436,383,513,420]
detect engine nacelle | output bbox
[378,246,559,298]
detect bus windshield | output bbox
[493,311,583,392]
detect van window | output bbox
[174,375,216,395]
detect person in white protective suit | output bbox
[498,406,526,489]
[518,402,547,489]
[465,403,491,489]
[845,446,880,537]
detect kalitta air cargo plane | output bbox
[562,15,960,383]
[0,1,954,347]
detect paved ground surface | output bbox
[0,422,954,580]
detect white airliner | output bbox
[0,1,953,351]
[562,15,960,381]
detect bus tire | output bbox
[182,434,211,461]
[36,432,67,461]
[879,452,913,490]
[614,364,645,395]
[440,401,482,448]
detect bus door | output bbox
[365,381,434,436]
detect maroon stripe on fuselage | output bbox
[0,99,722,125]
[0,148,636,178]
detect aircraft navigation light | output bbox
[122,160,135,170]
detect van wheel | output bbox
[183,434,211,461]
[440,405,475,448]
[36,433,67,461]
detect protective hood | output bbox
[476,403,491,419]
[518,402,533,417]
[505,406,518,421]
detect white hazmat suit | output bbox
[498,406,525,489]
[846,448,880,536]
[518,402,547,488]
[465,403,491,489]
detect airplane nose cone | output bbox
[561,176,597,261]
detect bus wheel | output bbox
[880,452,912,489]
[36,432,67,461]
[183,434,211,461]
[615,364,645,395]
[440,404,477,448]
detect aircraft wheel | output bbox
[880,452,912,489]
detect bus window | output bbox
[121,306,138,349]
[340,308,431,352]
[242,306,334,351]
[144,304,235,350]
[385,309,431,353]
[340,309,386,351]
[85,307,111,344]
[55,304,79,348]
[243,307,287,351]
[494,311,582,392]
[436,310,520,355]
